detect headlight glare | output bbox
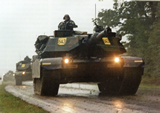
[114,57,120,63]
[64,58,69,64]
[22,71,26,75]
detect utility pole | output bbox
[95,4,96,19]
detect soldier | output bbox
[58,14,78,30]
[24,56,31,63]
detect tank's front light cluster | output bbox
[114,57,120,63]
[22,71,26,75]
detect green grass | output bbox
[139,83,160,89]
[0,84,48,113]
[141,76,160,85]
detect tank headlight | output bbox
[114,57,120,63]
[22,71,26,75]
[64,58,69,64]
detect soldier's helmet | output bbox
[63,14,70,20]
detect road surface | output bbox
[5,81,160,113]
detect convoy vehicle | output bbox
[32,22,144,96]
[3,70,15,82]
[15,56,32,85]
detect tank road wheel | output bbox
[98,77,123,95]
[34,70,60,96]
[119,68,142,95]
[15,76,22,85]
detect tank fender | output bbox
[41,57,63,70]
[121,56,144,68]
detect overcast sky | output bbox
[0,0,129,77]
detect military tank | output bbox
[32,21,144,96]
[15,56,32,85]
[3,70,15,82]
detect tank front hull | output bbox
[61,62,124,83]
[40,57,144,84]
[15,71,32,81]
[40,58,124,84]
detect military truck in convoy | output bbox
[32,21,144,96]
[15,56,32,85]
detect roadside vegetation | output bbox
[97,1,160,84]
[140,77,160,89]
[141,76,160,86]
[0,84,48,113]
[140,83,160,89]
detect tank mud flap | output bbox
[118,67,142,95]
[98,67,143,95]
[32,59,41,78]
[34,70,60,96]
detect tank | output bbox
[3,70,15,82]
[15,56,32,85]
[32,22,144,96]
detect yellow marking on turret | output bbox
[102,37,111,45]
[21,64,25,67]
[58,38,67,45]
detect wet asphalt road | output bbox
[5,81,160,113]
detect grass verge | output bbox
[0,84,48,113]
[140,76,160,89]
[139,83,160,89]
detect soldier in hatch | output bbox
[24,56,31,63]
[58,14,78,30]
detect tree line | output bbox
[96,1,160,80]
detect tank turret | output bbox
[34,22,126,58]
